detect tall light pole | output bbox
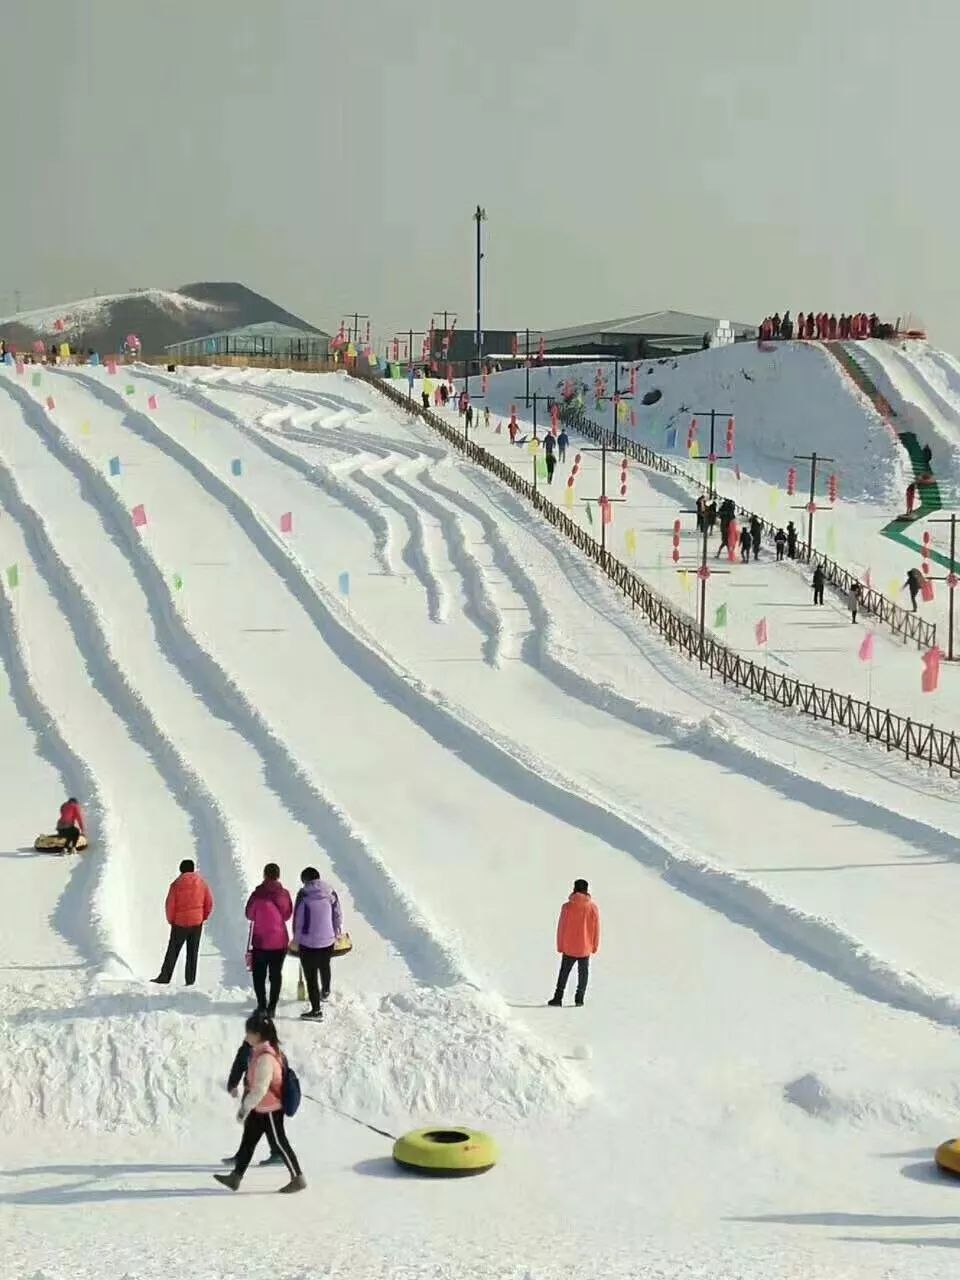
[474,205,487,384]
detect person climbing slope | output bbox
[56,797,85,855]
[292,868,343,1021]
[152,859,214,987]
[904,567,924,612]
[246,863,293,1017]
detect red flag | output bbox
[755,617,768,646]
[858,632,874,662]
[600,496,613,526]
[922,645,941,693]
[280,512,293,534]
[131,503,147,528]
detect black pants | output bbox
[751,540,761,560]
[234,1110,301,1180]
[558,446,566,462]
[57,825,80,851]
[157,924,202,985]
[776,545,784,561]
[299,944,334,1011]
[546,457,556,483]
[252,949,286,1014]
[421,393,430,408]
[741,544,751,563]
[813,585,824,605]
[232,1115,280,1162]
[554,954,590,1004]
[788,544,797,559]
[909,589,918,612]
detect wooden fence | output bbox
[358,373,958,776]
[557,401,936,651]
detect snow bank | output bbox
[1,986,589,1135]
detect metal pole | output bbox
[601,441,607,556]
[474,205,485,398]
[699,522,708,667]
[807,450,818,559]
[613,359,619,451]
[708,410,717,499]
[951,515,957,661]
[525,327,531,408]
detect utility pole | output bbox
[524,327,533,407]
[679,507,729,667]
[341,313,369,345]
[431,311,458,372]
[474,204,487,389]
[612,359,637,453]
[691,409,733,498]
[929,513,960,660]
[577,441,627,556]
[793,450,835,560]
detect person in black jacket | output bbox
[786,521,798,560]
[221,1041,283,1168]
[749,515,762,560]
[739,524,753,563]
[812,563,825,606]
[774,528,787,561]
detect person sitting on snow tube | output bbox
[57,797,85,854]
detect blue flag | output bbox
[665,425,678,450]
[231,458,242,476]
[338,571,350,597]
[109,456,121,476]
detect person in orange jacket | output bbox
[548,879,600,1007]
[152,858,214,986]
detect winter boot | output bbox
[278,1173,307,1194]
[547,998,562,1007]
[214,1172,242,1192]
[258,1152,286,1167]
[299,1008,323,1021]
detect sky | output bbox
[1,0,958,352]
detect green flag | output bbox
[6,564,19,589]
[172,572,183,591]
[537,455,548,479]
[31,372,41,387]
[125,385,135,396]
[714,603,727,628]
[585,502,594,525]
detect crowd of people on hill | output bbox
[758,311,896,342]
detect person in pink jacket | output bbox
[548,879,600,1007]
[214,1013,305,1195]
[245,864,293,1016]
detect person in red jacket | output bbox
[56,797,85,854]
[548,879,600,1007]
[152,859,214,986]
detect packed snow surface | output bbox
[2,356,960,1279]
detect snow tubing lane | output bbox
[935,1139,960,1175]
[392,1128,498,1177]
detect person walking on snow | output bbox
[548,879,600,1007]
[545,452,557,484]
[292,868,343,1021]
[222,1038,284,1169]
[483,406,490,430]
[904,567,924,612]
[786,521,798,560]
[812,563,825,606]
[774,527,787,561]
[152,859,213,986]
[56,796,85,854]
[905,481,917,515]
[246,863,293,1017]
[848,581,862,623]
[214,1013,306,1195]
[749,515,762,561]
[739,523,753,563]
[557,429,569,462]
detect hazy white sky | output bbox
[1,0,958,350]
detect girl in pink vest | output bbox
[214,1014,305,1194]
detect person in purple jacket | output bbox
[245,863,293,1016]
[293,867,343,1021]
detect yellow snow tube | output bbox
[935,1139,960,1174]
[392,1128,498,1177]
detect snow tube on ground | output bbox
[34,833,89,853]
[935,1139,960,1174]
[392,1128,498,1177]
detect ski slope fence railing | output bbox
[556,401,936,652]
[359,373,960,777]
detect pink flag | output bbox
[45,396,55,411]
[755,617,768,646]
[131,504,147,528]
[864,568,872,590]
[147,394,158,411]
[858,632,875,662]
[14,361,23,376]
[280,512,293,534]
[106,358,117,375]
[922,645,941,693]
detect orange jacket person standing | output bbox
[152,859,214,987]
[548,879,600,1007]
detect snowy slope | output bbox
[2,361,960,1279]
[0,289,215,336]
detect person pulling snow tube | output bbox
[935,1139,960,1174]
[392,1128,498,1177]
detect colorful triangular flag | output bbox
[6,564,19,589]
[714,603,728,628]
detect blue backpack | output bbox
[281,1057,301,1118]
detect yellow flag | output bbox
[80,421,91,435]
[689,440,700,459]
[59,342,70,360]
[564,485,575,508]
[680,569,691,589]
[826,525,837,552]
[625,528,638,555]
[528,438,540,454]
[769,488,779,510]
[888,578,900,598]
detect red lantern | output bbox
[787,466,797,496]
[619,483,627,497]
[923,530,932,546]
[567,475,575,488]
[923,561,931,576]
[575,453,582,465]
[827,473,838,503]
[672,548,680,563]
[482,371,489,395]
[673,519,681,534]
[726,416,735,453]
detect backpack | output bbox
[281,1057,302,1118]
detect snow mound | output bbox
[784,1070,960,1128]
[0,289,216,336]
[2,985,589,1135]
